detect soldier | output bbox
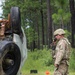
[52,28,71,75]
[0,23,5,39]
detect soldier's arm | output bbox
[55,41,66,65]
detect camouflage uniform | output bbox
[53,37,71,75]
[52,28,71,75]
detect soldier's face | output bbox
[55,34,61,40]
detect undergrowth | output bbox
[22,48,75,74]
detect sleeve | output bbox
[55,41,66,65]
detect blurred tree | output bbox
[47,0,52,48]
[69,0,75,47]
[52,0,71,28]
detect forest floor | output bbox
[21,49,75,75]
[22,70,75,75]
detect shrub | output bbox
[22,48,53,71]
[69,48,75,70]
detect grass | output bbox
[22,69,75,75]
[21,49,75,75]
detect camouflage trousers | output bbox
[53,61,69,75]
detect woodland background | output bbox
[0,0,75,74]
[1,0,75,50]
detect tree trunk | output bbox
[35,12,40,49]
[40,0,45,49]
[47,0,52,48]
[69,0,75,47]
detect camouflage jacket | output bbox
[54,37,71,65]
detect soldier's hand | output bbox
[54,64,59,67]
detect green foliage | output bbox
[26,28,35,43]
[22,49,53,71]
[22,48,75,74]
[70,48,75,71]
[52,0,71,26]
[53,0,69,9]
[52,9,71,25]
[52,13,59,24]
[65,30,71,38]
